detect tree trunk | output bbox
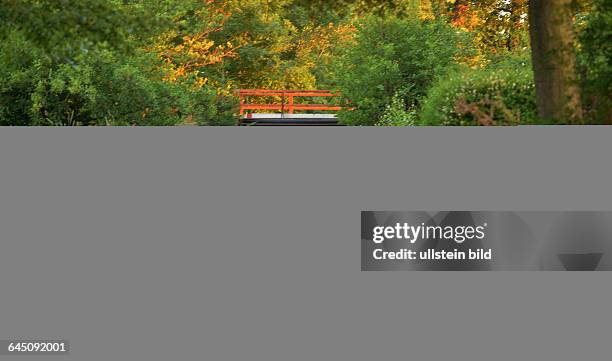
[529,0,583,123]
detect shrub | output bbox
[577,0,612,123]
[330,15,470,126]
[0,0,227,126]
[28,51,187,126]
[0,42,218,126]
[0,30,41,125]
[419,59,538,126]
[376,92,417,126]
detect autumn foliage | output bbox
[0,0,608,125]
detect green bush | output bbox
[0,41,217,126]
[376,93,417,126]
[0,0,227,126]
[330,15,470,126]
[419,59,538,126]
[0,29,40,125]
[577,0,612,123]
[29,50,189,126]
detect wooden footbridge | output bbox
[237,89,346,126]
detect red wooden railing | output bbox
[237,89,344,115]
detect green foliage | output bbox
[376,94,418,126]
[0,0,223,126]
[419,57,538,126]
[1,0,609,126]
[285,0,425,26]
[329,15,468,125]
[217,1,309,89]
[577,0,612,123]
[284,0,352,26]
[32,51,215,126]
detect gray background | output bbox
[1,127,611,361]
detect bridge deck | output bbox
[239,114,341,126]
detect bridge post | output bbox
[281,92,285,115]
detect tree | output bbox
[448,0,529,56]
[529,0,583,123]
[0,0,219,126]
[330,16,465,125]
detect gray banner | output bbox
[1,127,612,360]
[363,211,612,271]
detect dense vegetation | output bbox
[0,0,609,126]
